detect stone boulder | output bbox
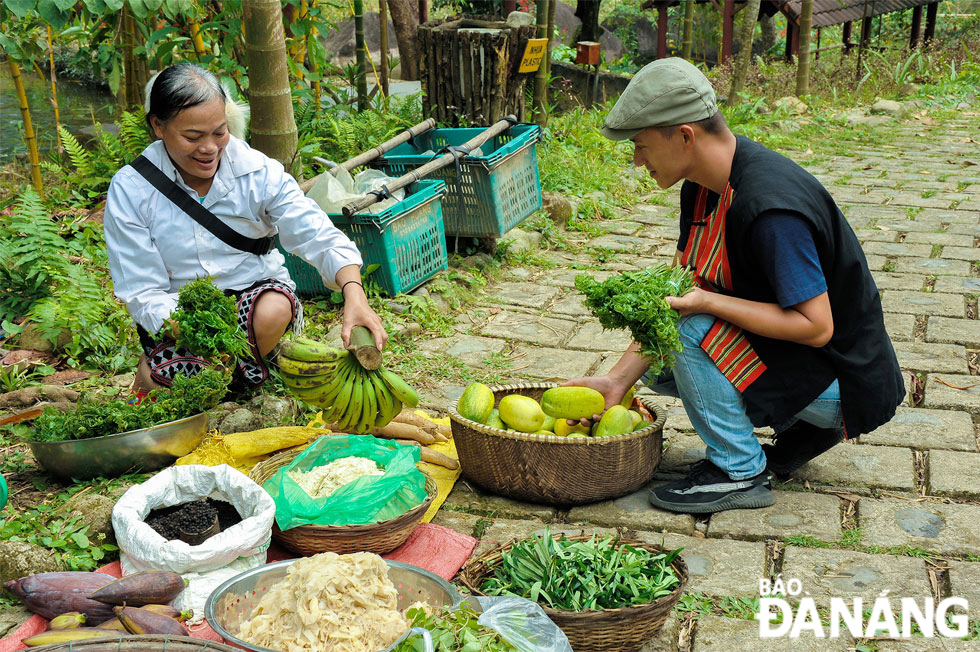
[0,540,63,585]
[66,493,117,547]
[553,1,582,46]
[501,227,543,254]
[602,8,658,64]
[219,407,260,434]
[321,12,397,59]
[248,394,298,427]
[542,191,573,227]
[774,96,808,115]
[505,10,534,27]
[870,98,906,118]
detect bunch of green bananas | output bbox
[276,335,419,433]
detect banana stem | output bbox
[8,58,44,197]
[348,325,382,370]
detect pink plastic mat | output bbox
[1,523,476,651]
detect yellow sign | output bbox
[518,38,549,74]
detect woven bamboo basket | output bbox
[449,382,666,505]
[249,448,437,556]
[460,534,688,652]
[24,635,240,651]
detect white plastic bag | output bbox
[306,166,403,215]
[111,464,276,623]
[476,596,573,652]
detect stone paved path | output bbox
[422,118,980,650]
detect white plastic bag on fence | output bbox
[307,166,403,215]
[476,596,573,652]
[111,464,276,624]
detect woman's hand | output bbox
[165,319,181,340]
[561,375,628,425]
[340,287,388,350]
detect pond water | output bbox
[0,65,118,162]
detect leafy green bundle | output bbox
[392,605,517,652]
[481,529,683,612]
[575,265,695,376]
[30,369,230,443]
[171,278,250,360]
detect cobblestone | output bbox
[566,483,697,534]
[926,316,980,346]
[858,497,980,557]
[707,491,842,542]
[780,548,933,603]
[894,342,971,374]
[477,309,575,347]
[881,291,965,317]
[692,614,854,651]
[637,532,767,597]
[790,443,916,491]
[857,407,978,452]
[921,374,980,418]
[929,450,980,501]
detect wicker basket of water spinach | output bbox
[460,530,687,652]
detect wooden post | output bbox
[796,0,813,96]
[419,0,428,24]
[379,0,389,95]
[504,0,516,14]
[923,1,938,44]
[860,15,873,50]
[909,5,923,49]
[533,0,550,125]
[722,0,735,64]
[462,29,474,121]
[815,27,821,60]
[657,4,668,59]
[842,21,853,54]
[785,22,796,61]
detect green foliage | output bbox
[0,188,138,371]
[172,278,250,361]
[0,364,55,393]
[0,477,147,571]
[29,368,230,443]
[575,265,695,376]
[538,104,659,206]
[392,604,517,652]
[481,529,683,611]
[45,109,151,203]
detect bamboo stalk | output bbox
[681,0,695,60]
[353,0,368,110]
[379,0,389,97]
[342,115,516,216]
[47,25,62,154]
[309,0,320,112]
[532,0,549,125]
[123,7,138,107]
[418,26,430,116]
[189,18,208,60]
[8,59,44,196]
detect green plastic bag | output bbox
[263,435,428,530]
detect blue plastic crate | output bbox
[374,124,543,238]
[278,180,448,297]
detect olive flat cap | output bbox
[602,57,718,141]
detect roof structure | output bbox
[771,0,939,28]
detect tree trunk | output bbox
[189,18,208,59]
[353,0,369,109]
[387,0,419,81]
[681,0,695,60]
[9,59,43,196]
[242,0,298,173]
[727,0,761,105]
[760,13,777,53]
[379,0,390,97]
[796,0,813,96]
[575,0,602,42]
[533,0,549,125]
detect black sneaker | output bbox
[648,459,775,514]
[762,421,845,480]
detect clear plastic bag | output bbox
[306,166,403,215]
[475,596,573,652]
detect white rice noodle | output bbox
[288,455,383,498]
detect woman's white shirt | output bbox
[104,136,362,335]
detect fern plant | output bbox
[0,188,138,372]
[47,109,151,204]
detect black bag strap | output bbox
[130,155,274,256]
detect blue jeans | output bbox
[643,313,843,480]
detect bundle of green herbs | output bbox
[575,265,695,376]
[171,278,250,360]
[481,529,683,612]
[392,604,517,652]
[29,368,230,442]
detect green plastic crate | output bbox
[278,180,448,297]
[374,124,542,238]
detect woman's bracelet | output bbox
[340,280,364,296]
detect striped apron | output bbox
[679,184,767,392]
